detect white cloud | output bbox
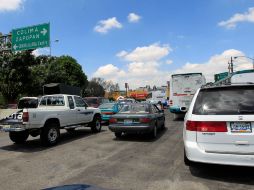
[32,48,50,57]
[93,48,253,89]
[93,43,172,89]
[93,64,126,78]
[173,49,252,82]
[117,43,172,62]
[94,17,122,34]
[165,59,173,65]
[218,7,254,29]
[0,0,24,11]
[116,50,128,58]
[128,13,141,23]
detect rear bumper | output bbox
[108,124,153,133]
[185,141,254,167]
[0,124,26,132]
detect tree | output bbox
[45,56,88,89]
[91,77,120,92]
[84,80,105,97]
[0,51,35,102]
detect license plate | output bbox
[230,122,252,133]
[124,119,133,124]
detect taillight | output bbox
[186,121,227,132]
[22,111,29,122]
[109,118,117,124]
[169,100,173,106]
[104,112,113,115]
[139,118,151,123]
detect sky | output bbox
[0,0,254,89]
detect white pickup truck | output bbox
[0,94,101,146]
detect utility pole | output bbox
[228,57,234,74]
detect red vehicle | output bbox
[83,97,109,108]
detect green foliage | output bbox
[0,51,34,101]
[0,46,88,103]
[46,56,88,88]
[84,77,120,97]
[84,80,105,97]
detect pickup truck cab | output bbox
[0,94,101,146]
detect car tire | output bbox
[40,123,60,146]
[184,149,192,166]
[161,118,166,130]
[115,132,122,138]
[150,124,157,139]
[9,131,29,144]
[91,115,101,133]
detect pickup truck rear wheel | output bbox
[91,115,101,133]
[40,123,60,146]
[9,131,29,144]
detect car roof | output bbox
[201,83,254,90]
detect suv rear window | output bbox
[193,86,254,115]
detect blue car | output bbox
[99,103,122,122]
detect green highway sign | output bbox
[11,23,50,51]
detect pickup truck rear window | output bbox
[193,86,254,115]
[40,96,65,106]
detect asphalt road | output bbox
[0,110,254,190]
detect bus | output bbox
[169,73,206,118]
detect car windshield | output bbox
[18,98,38,109]
[99,103,115,109]
[119,104,150,113]
[193,86,254,115]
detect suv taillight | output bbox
[22,111,29,122]
[186,120,227,132]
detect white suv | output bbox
[183,84,254,166]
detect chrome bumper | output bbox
[0,124,26,132]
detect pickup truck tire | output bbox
[40,123,60,146]
[91,115,101,133]
[9,131,29,144]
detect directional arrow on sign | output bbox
[13,44,18,50]
[41,28,47,36]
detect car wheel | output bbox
[114,132,122,138]
[161,118,166,130]
[150,124,157,139]
[40,123,60,146]
[9,131,29,144]
[91,115,101,133]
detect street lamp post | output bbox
[50,39,59,56]
[233,56,254,70]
